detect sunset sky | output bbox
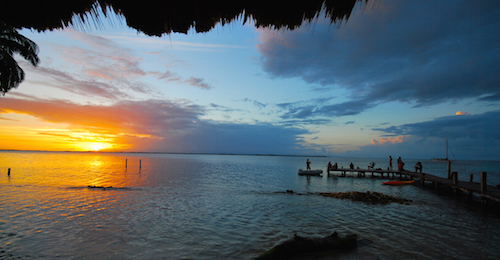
[1,0,499,160]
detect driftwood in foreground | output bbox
[256,232,357,260]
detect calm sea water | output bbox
[1,151,499,259]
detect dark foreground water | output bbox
[1,151,499,259]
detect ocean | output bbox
[1,151,499,259]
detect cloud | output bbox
[242,98,267,109]
[455,111,470,115]
[344,110,500,160]
[155,71,212,89]
[371,136,407,145]
[183,77,211,89]
[0,97,311,155]
[59,31,147,80]
[373,111,500,141]
[278,98,376,119]
[257,0,500,118]
[22,62,137,100]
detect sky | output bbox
[0,0,499,160]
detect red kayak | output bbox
[382,180,415,185]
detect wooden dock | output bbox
[327,168,500,203]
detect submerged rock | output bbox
[276,190,412,205]
[256,232,357,260]
[319,191,412,205]
[87,185,129,190]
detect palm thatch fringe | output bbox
[1,0,371,36]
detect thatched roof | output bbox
[1,0,369,36]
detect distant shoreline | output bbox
[0,149,327,158]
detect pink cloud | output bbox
[22,60,151,100]
[372,135,407,145]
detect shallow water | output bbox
[0,151,499,259]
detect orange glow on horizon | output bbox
[0,112,133,152]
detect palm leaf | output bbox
[0,25,39,95]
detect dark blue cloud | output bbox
[278,98,377,119]
[155,122,310,155]
[373,110,500,141]
[258,0,500,118]
[343,110,500,160]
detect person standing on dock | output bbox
[414,162,422,173]
[389,156,393,170]
[306,159,311,171]
[397,157,405,171]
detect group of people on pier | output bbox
[316,156,424,174]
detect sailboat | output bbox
[432,139,455,162]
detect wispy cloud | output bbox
[154,71,212,89]
[242,98,267,109]
[105,35,247,50]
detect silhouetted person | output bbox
[397,157,404,171]
[306,159,311,171]
[415,162,422,173]
[349,162,354,169]
[368,162,375,169]
[389,156,393,170]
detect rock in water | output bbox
[255,232,357,260]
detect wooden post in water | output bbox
[125,159,128,169]
[139,159,142,169]
[420,172,425,184]
[7,168,10,177]
[452,172,458,195]
[469,174,474,196]
[447,160,451,179]
[480,172,487,192]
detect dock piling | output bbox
[452,172,458,186]
[481,172,487,192]
[7,168,10,177]
[140,159,142,169]
[452,172,459,195]
[125,159,128,168]
[447,160,451,179]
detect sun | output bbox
[77,142,113,152]
[90,143,105,151]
